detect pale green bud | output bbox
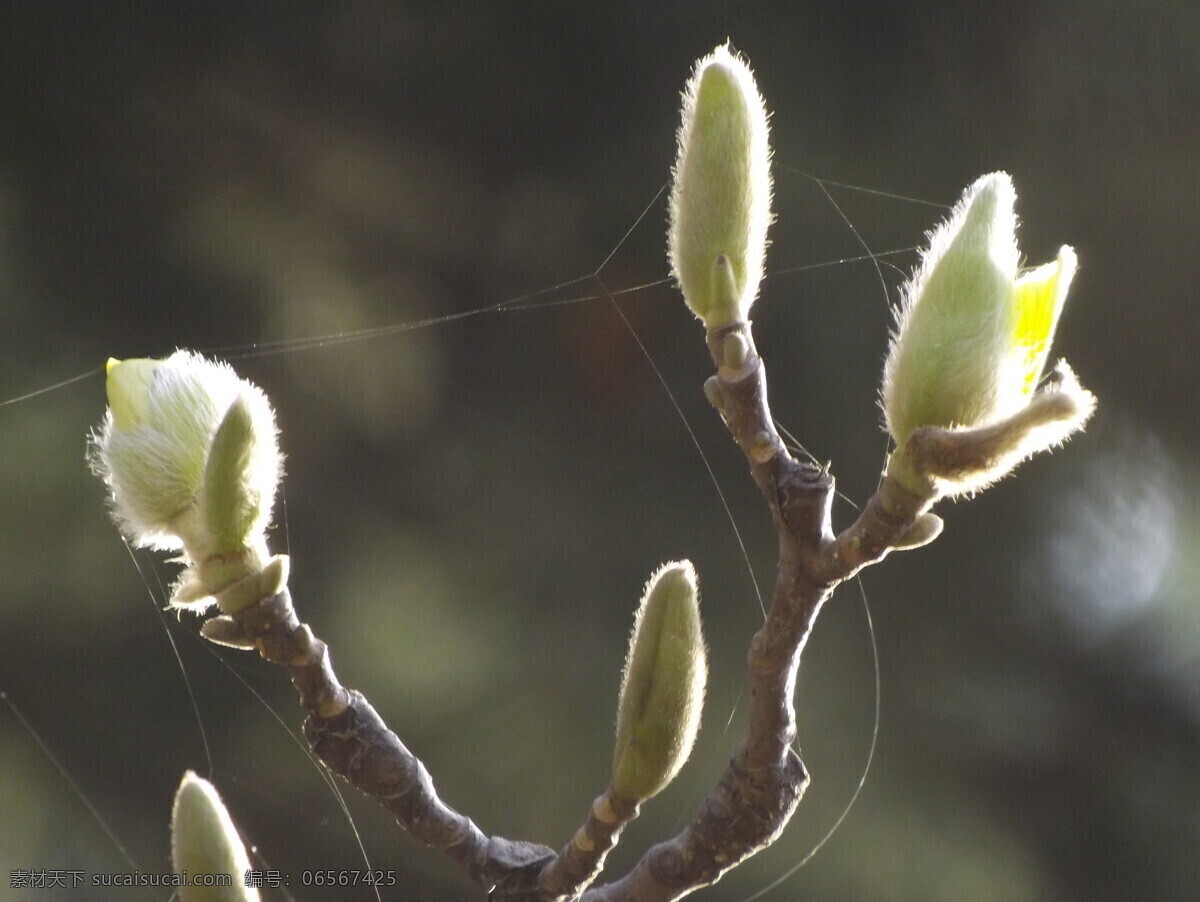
[669,43,773,329]
[201,394,276,552]
[884,173,1070,442]
[612,561,707,802]
[171,771,260,902]
[881,173,1094,495]
[91,351,283,607]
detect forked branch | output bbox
[204,319,925,901]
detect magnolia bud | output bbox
[669,43,773,329]
[91,350,283,608]
[171,771,260,902]
[612,561,707,802]
[881,173,1095,496]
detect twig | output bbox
[211,590,557,898]
[572,322,924,900]
[538,787,640,901]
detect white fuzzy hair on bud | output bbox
[880,173,1095,499]
[669,42,773,329]
[612,560,707,801]
[171,771,260,901]
[91,351,283,608]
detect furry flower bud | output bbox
[612,561,707,802]
[882,173,1095,496]
[669,43,773,329]
[91,351,283,607]
[171,771,260,902]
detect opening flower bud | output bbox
[91,350,283,607]
[881,173,1094,496]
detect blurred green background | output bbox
[1,2,1197,900]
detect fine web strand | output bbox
[727,166,909,894]
[0,275,680,414]
[123,540,214,778]
[0,172,933,408]
[0,264,901,409]
[599,274,767,619]
[0,691,150,890]
[195,639,374,902]
[737,575,881,902]
[773,418,861,512]
[0,364,105,409]
[786,168,922,499]
[780,164,951,212]
[810,175,895,311]
[769,246,920,281]
[129,526,376,900]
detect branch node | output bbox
[198,615,255,649]
[722,331,750,369]
[749,430,777,463]
[702,375,725,412]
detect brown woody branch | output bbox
[206,590,557,899]
[538,788,640,901]
[204,318,928,900]
[570,321,927,900]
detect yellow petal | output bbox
[1013,246,1077,394]
[105,357,165,431]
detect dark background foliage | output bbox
[1,3,1197,900]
